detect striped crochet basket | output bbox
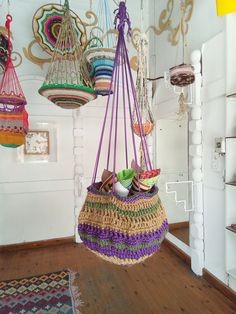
[78,183,169,265]
[84,48,115,96]
[0,109,28,146]
[38,84,97,109]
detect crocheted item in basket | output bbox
[38,0,96,109]
[78,183,168,265]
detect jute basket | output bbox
[78,183,168,265]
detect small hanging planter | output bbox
[0,15,27,113]
[38,0,96,109]
[84,47,115,96]
[169,63,195,87]
[84,0,116,96]
[133,121,154,137]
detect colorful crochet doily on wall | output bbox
[32,4,87,55]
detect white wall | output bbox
[156,118,189,224]
[0,77,75,245]
[202,32,227,283]
[149,0,236,290]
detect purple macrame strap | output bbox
[92,1,153,188]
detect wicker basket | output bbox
[38,84,97,109]
[84,47,115,96]
[78,183,168,265]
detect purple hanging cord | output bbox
[92,1,153,189]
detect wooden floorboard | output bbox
[0,243,235,314]
[170,227,190,245]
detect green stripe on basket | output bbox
[85,198,162,218]
[79,232,165,251]
[39,83,96,94]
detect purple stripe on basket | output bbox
[78,219,168,245]
[81,239,162,260]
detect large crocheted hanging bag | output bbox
[38,0,97,109]
[84,0,116,96]
[78,2,168,266]
[0,15,27,113]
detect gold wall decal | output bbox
[11,51,23,68]
[23,39,51,69]
[147,0,193,46]
[83,10,98,27]
[22,1,194,71]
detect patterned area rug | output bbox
[0,270,82,314]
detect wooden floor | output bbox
[0,243,235,314]
[170,227,190,245]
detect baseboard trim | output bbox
[164,238,191,266]
[203,269,236,304]
[169,221,189,231]
[0,236,75,253]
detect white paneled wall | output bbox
[0,77,75,245]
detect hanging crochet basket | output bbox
[38,84,96,109]
[39,0,96,109]
[0,15,27,113]
[78,183,168,265]
[170,63,195,87]
[0,109,28,146]
[84,47,115,96]
[78,2,168,266]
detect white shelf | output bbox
[227,269,236,279]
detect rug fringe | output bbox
[68,269,83,314]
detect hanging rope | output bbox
[92,1,152,190]
[78,1,168,266]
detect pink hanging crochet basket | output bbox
[0,15,26,113]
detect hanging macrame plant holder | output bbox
[0,15,27,113]
[132,33,155,170]
[84,0,116,96]
[78,2,168,266]
[167,0,195,118]
[38,0,96,109]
